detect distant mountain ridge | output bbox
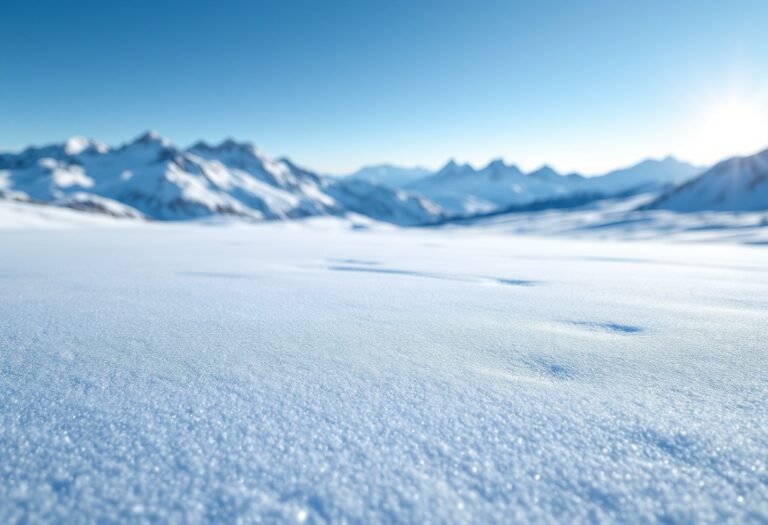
[0,132,444,226]
[6,132,763,226]
[344,164,431,188]
[404,156,701,215]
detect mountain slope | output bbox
[648,148,768,212]
[323,178,443,225]
[0,133,444,225]
[587,156,701,195]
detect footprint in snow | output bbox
[177,271,258,280]
[330,258,381,266]
[569,321,644,334]
[529,357,576,380]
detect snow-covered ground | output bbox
[0,199,143,230]
[450,195,768,245]
[1,204,767,523]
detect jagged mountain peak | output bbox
[5,136,107,162]
[528,165,559,178]
[130,130,171,148]
[217,138,261,155]
[439,159,461,171]
[485,158,507,170]
[188,137,266,161]
[63,136,108,155]
[434,159,474,177]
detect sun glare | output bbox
[683,88,768,165]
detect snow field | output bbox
[1,224,767,523]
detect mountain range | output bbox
[1,132,767,224]
[402,156,700,215]
[345,164,431,188]
[0,132,442,226]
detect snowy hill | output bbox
[648,147,768,212]
[406,157,700,216]
[0,133,444,226]
[344,164,431,188]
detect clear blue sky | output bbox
[2,0,768,174]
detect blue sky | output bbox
[2,0,768,174]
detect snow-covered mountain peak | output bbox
[481,159,524,181]
[187,140,212,151]
[528,165,559,179]
[187,138,267,162]
[130,130,171,148]
[440,159,461,172]
[1,137,108,168]
[433,159,473,178]
[640,156,674,168]
[63,137,108,155]
[115,132,183,165]
[214,138,263,156]
[655,155,691,167]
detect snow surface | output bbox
[450,194,768,245]
[1,212,767,523]
[0,200,142,230]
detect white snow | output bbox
[0,200,140,230]
[451,194,768,245]
[1,211,766,523]
[62,137,107,156]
